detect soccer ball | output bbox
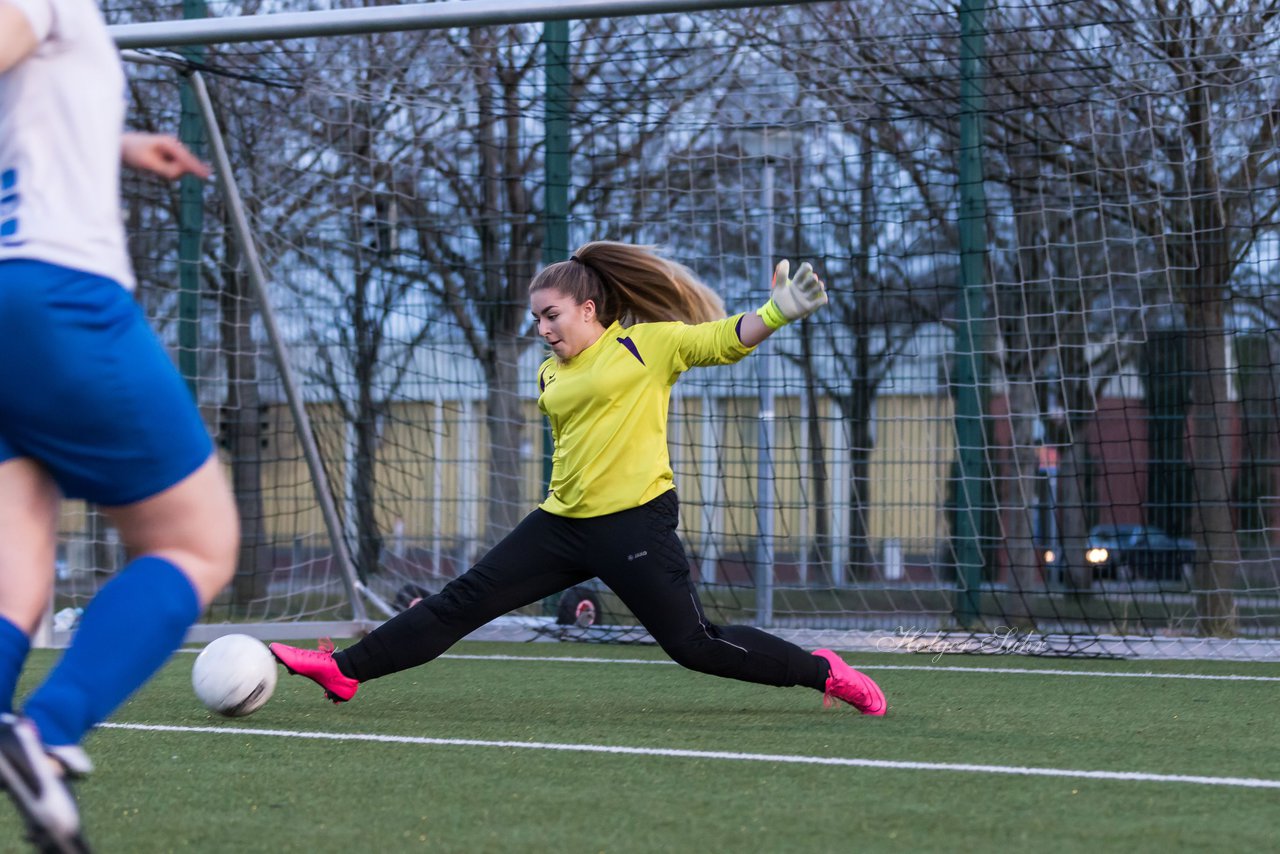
[191,634,278,717]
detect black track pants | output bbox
[339,491,827,691]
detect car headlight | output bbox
[1085,547,1109,565]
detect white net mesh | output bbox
[53,0,1280,658]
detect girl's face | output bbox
[530,288,604,360]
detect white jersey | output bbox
[0,0,133,288]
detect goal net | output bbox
[49,0,1279,659]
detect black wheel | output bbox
[556,586,602,627]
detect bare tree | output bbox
[735,5,959,582]
[782,0,1280,634]
[980,0,1280,634]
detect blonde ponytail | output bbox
[528,241,725,326]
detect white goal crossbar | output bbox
[110,0,823,48]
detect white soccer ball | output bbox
[192,634,278,717]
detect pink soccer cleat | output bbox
[813,649,887,716]
[270,639,359,703]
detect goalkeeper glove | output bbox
[756,260,828,330]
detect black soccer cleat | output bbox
[0,714,93,853]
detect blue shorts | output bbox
[0,259,213,505]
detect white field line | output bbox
[176,648,1280,681]
[98,722,1280,790]
[431,653,1280,682]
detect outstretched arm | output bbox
[738,260,828,347]
[0,3,39,74]
[121,133,211,181]
[736,311,773,348]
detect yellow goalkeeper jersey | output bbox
[537,315,756,518]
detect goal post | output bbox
[184,65,377,631]
[109,0,822,47]
[46,0,1280,659]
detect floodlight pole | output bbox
[739,125,794,628]
[756,156,777,627]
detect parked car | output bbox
[1084,524,1197,583]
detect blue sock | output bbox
[24,556,200,746]
[0,616,31,713]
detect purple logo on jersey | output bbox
[616,336,645,366]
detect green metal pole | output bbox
[543,20,570,266]
[953,0,989,628]
[542,19,570,490]
[177,0,208,396]
[541,20,571,616]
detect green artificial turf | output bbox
[2,643,1277,852]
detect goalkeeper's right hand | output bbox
[755,260,828,330]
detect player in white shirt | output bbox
[0,1,238,850]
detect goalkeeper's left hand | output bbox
[755,260,828,330]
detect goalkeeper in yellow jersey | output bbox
[272,242,886,716]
